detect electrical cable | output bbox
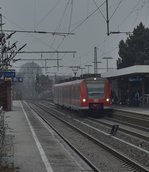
[109,0,124,21]
[71,0,106,32]
[55,0,71,33]
[68,0,73,33]
[34,0,36,31]
[81,0,146,66]
[36,0,61,28]
[48,0,71,51]
[92,0,106,21]
[114,0,141,32]
[41,0,106,64]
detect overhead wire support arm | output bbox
[3,29,75,36]
[12,66,53,69]
[18,58,62,61]
[105,0,130,36]
[110,31,133,35]
[6,51,77,54]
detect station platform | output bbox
[6,101,47,172]
[5,101,92,172]
[3,101,148,172]
[112,105,149,116]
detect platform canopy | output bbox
[101,65,149,78]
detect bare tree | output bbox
[0,31,26,70]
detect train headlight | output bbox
[106,98,110,102]
[82,98,86,102]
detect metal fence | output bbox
[0,107,14,166]
[0,106,5,164]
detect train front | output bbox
[80,77,111,114]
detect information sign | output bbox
[0,70,16,78]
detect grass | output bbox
[0,163,20,172]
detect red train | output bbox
[53,77,111,115]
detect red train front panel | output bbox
[79,78,111,112]
[53,77,111,113]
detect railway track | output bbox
[25,100,149,172]
[111,108,149,129]
[87,117,149,143]
[41,100,149,142]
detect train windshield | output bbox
[86,80,105,98]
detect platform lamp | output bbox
[85,64,92,74]
[102,57,113,72]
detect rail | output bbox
[27,101,149,172]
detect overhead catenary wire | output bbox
[7,51,77,54]
[55,0,146,71]
[51,0,107,61]
[29,0,109,68]
[109,0,124,21]
[113,0,141,32]
[68,0,73,33]
[2,15,73,54]
[70,1,106,32]
[34,0,36,31]
[2,13,74,67]
[2,9,74,63]
[74,0,125,60]
[2,1,148,75]
[92,0,106,21]
[55,0,71,33]
[48,0,71,51]
[86,0,90,17]
[48,0,76,64]
[35,0,61,28]
[1,1,105,74]
[2,29,74,36]
[76,0,146,67]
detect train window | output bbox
[75,84,80,100]
[76,85,80,99]
[86,81,105,98]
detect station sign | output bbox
[0,69,16,81]
[129,76,142,82]
[0,70,16,78]
[0,70,23,82]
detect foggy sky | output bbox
[0,0,149,76]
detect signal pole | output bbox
[93,47,101,74]
[57,52,59,71]
[94,47,97,74]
